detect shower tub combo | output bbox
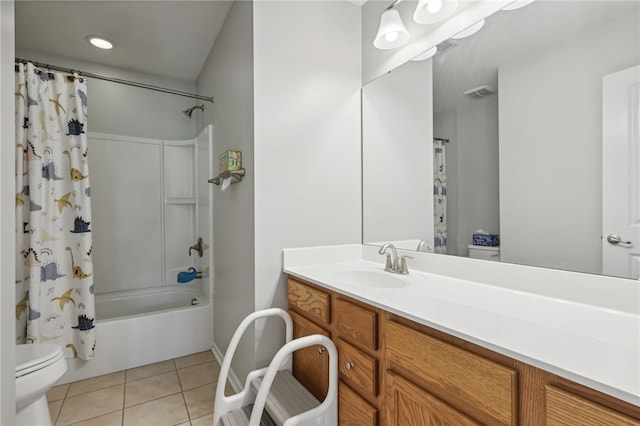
[59,128,215,384]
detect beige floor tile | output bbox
[67,371,125,397]
[49,399,63,424]
[175,423,191,426]
[48,383,70,402]
[123,393,188,426]
[68,410,123,426]
[183,383,215,419]
[190,413,213,426]
[178,361,220,391]
[124,371,181,408]
[57,384,124,425]
[126,359,175,383]
[174,351,215,370]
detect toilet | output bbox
[468,244,501,261]
[16,343,67,426]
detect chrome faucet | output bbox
[417,240,433,252]
[378,243,410,275]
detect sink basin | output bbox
[332,269,409,288]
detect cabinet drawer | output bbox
[339,382,378,426]
[546,386,640,426]
[337,338,378,398]
[385,321,517,426]
[386,372,480,426]
[288,279,330,326]
[334,298,377,350]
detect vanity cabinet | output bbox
[287,276,640,425]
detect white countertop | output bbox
[283,244,640,407]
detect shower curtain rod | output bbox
[15,58,214,103]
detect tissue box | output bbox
[217,150,242,174]
[473,233,500,246]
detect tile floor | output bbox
[47,351,226,426]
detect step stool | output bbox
[213,308,338,426]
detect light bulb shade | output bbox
[411,46,438,61]
[502,0,535,11]
[374,9,410,50]
[413,0,458,24]
[451,19,485,39]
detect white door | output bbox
[603,65,640,279]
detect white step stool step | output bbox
[219,370,320,426]
[220,405,276,426]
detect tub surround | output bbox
[283,244,640,407]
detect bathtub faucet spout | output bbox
[177,267,202,284]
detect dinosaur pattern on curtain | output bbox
[433,138,447,254]
[15,62,96,360]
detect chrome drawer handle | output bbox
[345,362,354,371]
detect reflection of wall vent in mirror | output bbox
[436,39,458,56]
[463,85,495,99]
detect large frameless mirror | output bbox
[362,0,640,279]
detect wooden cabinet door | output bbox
[546,386,640,426]
[290,310,330,401]
[385,320,517,426]
[386,372,480,426]
[339,382,378,426]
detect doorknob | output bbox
[606,234,632,245]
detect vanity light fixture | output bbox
[413,0,458,25]
[451,19,485,39]
[374,3,411,50]
[411,46,438,61]
[85,36,114,50]
[502,0,535,11]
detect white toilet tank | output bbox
[468,245,501,261]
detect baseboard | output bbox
[210,342,242,392]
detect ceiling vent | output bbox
[463,85,495,99]
[436,39,459,55]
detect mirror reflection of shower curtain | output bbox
[15,62,96,360]
[434,138,447,254]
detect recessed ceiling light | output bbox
[86,36,114,50]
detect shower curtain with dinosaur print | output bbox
[15,62,96,360]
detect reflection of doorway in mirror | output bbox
[434,138,448,254]
[602,65,640,279]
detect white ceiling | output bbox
[15,1,233,82]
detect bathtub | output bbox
[59,286,214,384]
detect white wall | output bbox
[196,0,256,382]
[253,1,361,369]
[0,1,16,423]
[434,95,499,256]
[362,59,433,245]
[15,49,197,141]
[499,12,640,274]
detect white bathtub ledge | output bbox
[282,244,640,407]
